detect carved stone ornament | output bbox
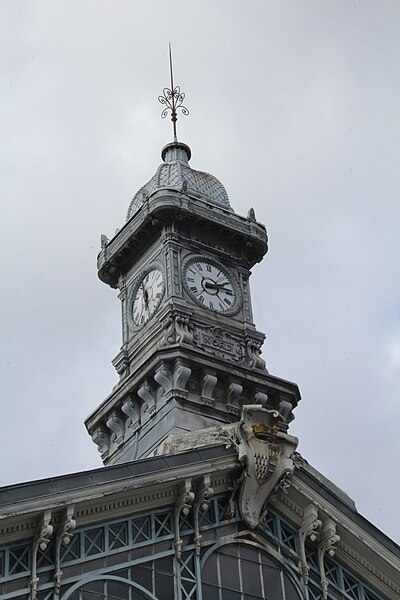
[193,475,214,555]
[155,404,297,529]
[245,338,266,370]
[226,380,243,415]
[200,369,218,405]
[318,518,340,599]
[91,426,110,457]
[30,510,54,600]
[106,410,125,444]
[174,480,195,559]
[121,397,140,431]
[159,311,193,347]
[193,325,244,363]
[299,504,323,585]
[138,379,157,415]
[154,359,192,400]
[235,405,298,529]
[54,506,76,598]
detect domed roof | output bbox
[126,142,232,221]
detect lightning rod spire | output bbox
[158,43,189,143]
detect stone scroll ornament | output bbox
[234,405,298,529]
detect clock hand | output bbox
[143,286,149,309]
[204,282,229,290]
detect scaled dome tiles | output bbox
[127,143,231,220]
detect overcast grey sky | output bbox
[1,1,399,543]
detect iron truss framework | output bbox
[0,496,387,600]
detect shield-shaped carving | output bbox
[252,440,282,484]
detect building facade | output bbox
[1,130,399,599]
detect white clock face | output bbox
[184,259,237,313]
[132,268,164,327]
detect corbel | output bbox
[200,369,218,406]
[138,379,157,416]
[54,506,76,598]
[91,425,110,458]
[173,359,191,397]
[106,410,125,445]
[30,510,53,600]
[226,379,243,415]
[159,314,177,347]
[299,504,322,585]
[318,518,340,599]
[154,361,173,396]
[277,391,295,428]
[174,312,193,344]
[112,348,130,379]
[253,391,269,408]
[193,476,214,555]
[121,395,140,432]
[174,480,195,559]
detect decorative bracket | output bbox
[30,510,53,600]
[91,426,110,458]
[54,506,76,598]
[200,370,218,406]
[174,480,194,559]
[318,518,340,598]
[106,410,125,446]
[154,361,172,395]
[226,380,243,416]
[121,396,140,432]
[253,391,269,408]
[245,337,266,370]
[160,311,193,347]
[112,348,130,379]
[138,379,157,416]
[173,359,191,397]
[154,359,191,401]
[193,476,214,555]
[299,504,322,585]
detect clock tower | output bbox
[86,72,300,465]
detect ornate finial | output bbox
[158,43,189,142]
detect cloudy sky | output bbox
[1,1,399,543]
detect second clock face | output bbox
[132,268,164,327]
[184,259,237,313]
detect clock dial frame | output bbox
[130,267,165,328]
[183,256,241,314]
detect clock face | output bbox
[184,259,237,313]
[132,268,164,327]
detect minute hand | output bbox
[205,282,230,290]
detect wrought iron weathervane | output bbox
[158,44,189,143]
